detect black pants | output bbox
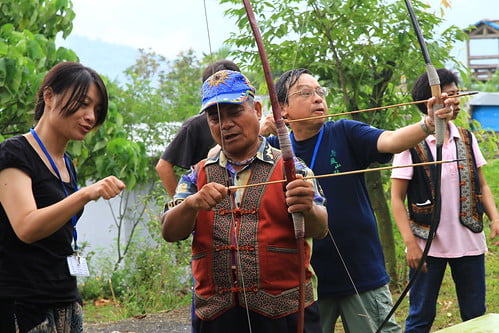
[193,302,322,333]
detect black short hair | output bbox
[411,68,459,114]
[34,62,108,126]
[202,60,240,82]
[275,69,313,104]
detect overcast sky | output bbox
[62,0,234,58]
[62,0,497,57]
[56,0,497,81]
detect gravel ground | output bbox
[84,305,191,333]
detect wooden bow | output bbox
[376,1,445,331]
[242,1,307,331]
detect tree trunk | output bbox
[364,167,398,284]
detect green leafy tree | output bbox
[119,48,203,125]
[222,0,467,282]
[113,48,206,158]
[0,0,78,137]
[159,49,205,120]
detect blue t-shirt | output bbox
[268,119,392,297]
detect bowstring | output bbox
[288,1,377,330]
[326,229,377,332]
[290,1,308,71]
[202,1,253,331]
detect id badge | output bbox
[67,253,90,276]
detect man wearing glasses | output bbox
[264,68,455,332]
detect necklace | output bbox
[226,155,257,166]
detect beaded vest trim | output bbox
[408,127,483,240]
[193,149,314,320]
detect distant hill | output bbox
[56,34,139,83]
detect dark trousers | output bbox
[405,255,486,333]
[193,302,322,333]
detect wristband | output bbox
[164,198,185,212]
[420,117,435,135]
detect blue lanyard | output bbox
[30,129,80,250]
[290,125,324,171]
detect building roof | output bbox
[472,20,499,30]
[465,19,499,34]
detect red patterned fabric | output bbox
[193,152,314,320]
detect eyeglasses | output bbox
[288,87,329,99]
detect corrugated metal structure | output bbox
[468,92,499,132]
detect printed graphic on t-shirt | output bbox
[330,149,342,173]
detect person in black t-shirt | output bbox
[0,62,125,333]
[155,60,241,197]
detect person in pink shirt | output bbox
[391,68,499,332]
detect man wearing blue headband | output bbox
[161,70,328,332]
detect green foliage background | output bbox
[0,0,78,138]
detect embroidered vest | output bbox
[192,149,314,320]
[407,127,483,240]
